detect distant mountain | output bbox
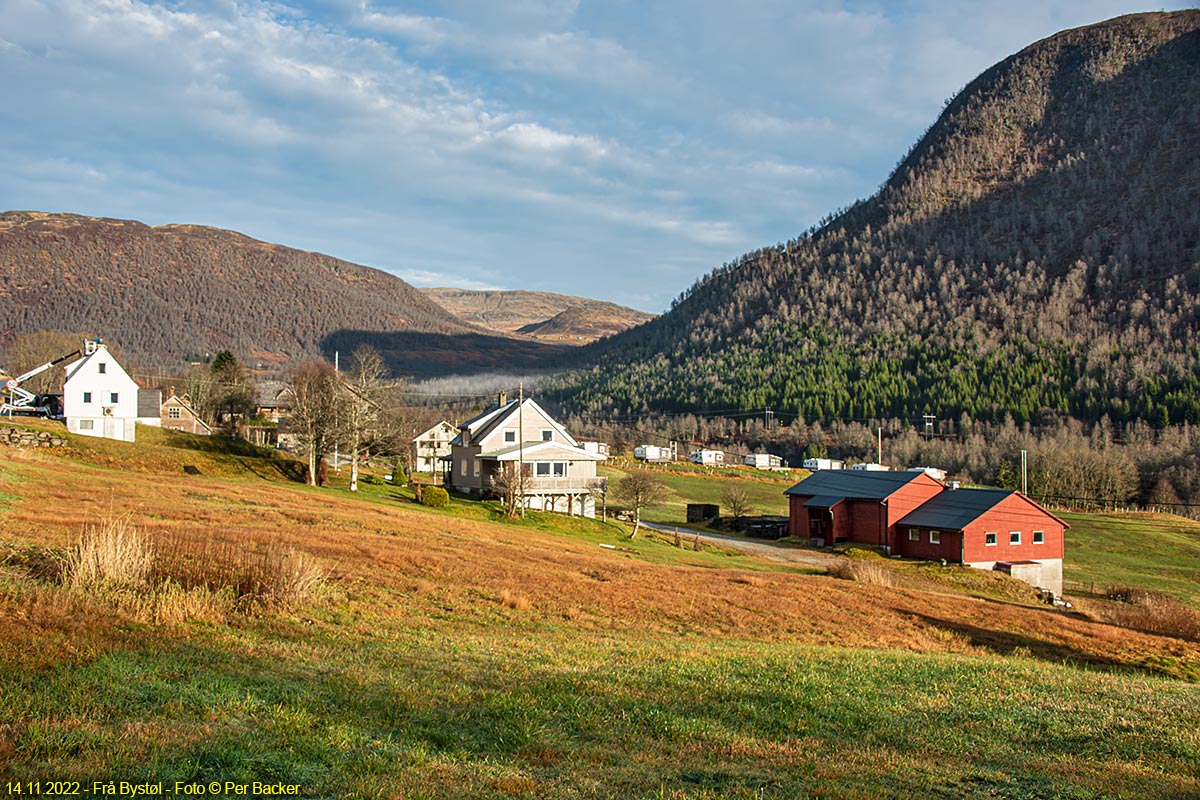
[547,11,1200,426]
[0,212,564,376]
[421,288,654,343]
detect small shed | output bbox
[687,503,720,522]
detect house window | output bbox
[535,462,551,477]
[985,532,997,546]
[908,528,919,541]
[1010,531,1022,545]
[98,363,106,374]
[1033,530,1044,544]
[79,419,94,430]
[553,462,566,477]
[473,461,480,477]
[541,429,553,442]
[83,392,92,403]
[504,430,516,443]
[929,531,941,545]
[168,407,181,419]
[109,393,119,404]
[460,459,467,476]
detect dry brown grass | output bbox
[828,558,897,587]
[3,440,1200,678]
[65,515,153,590]
[499,589,532,611]
[1087,586,1200,641]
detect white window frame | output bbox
[109,392,119,404]
[98,362,106,374]
[929,530,941,545]
[552,462,567,477]
[908,528,919,541]
[985,532,997,546]
[1010,531,1021,545]
[535,461,552,477]
[1033,530,1044,544]
[541,429,553,442]
[460,459,467,477]
[83,392,92,403]
[79,419,94,430]
[168,407,181,419]
[504,430,516,443]
[473,460,480,477]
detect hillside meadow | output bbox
[1,422,1198,797]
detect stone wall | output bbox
[0,426,67,448]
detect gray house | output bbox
[448,394,606,517]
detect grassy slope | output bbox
[599,462,794,523]
[1,424,1199,797]
[1063,511,1200,607]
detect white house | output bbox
[413,420,458,473]
[907,466,947,482]
[63,340,141,442]
[447,393,607,517]
[851,462,889,472]
[802,457,845,471]
[690,449,725,466]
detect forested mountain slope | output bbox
[548,11,1200,426]
[0,212,561,374]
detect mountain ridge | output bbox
[547,10,1200,426]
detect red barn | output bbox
[786,472,1066,595]
[785,470,944,551]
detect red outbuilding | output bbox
[786,471,1066,595]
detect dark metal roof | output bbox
[803,495,846,509]
[895,488,1013,531]
[784,469,930,500]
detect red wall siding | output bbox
[788,496,809,538]
[962,494,1065,563]
[883,475,946,551]
[897,527,963,561]
[846,500,885,546]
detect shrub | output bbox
[360,473,382,485]
[1098,587,1200,641]
[421,486,450,508]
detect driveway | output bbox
[640,521,841,569]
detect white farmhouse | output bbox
[690,449,725,466]
[63,340,142,442]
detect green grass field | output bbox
[600,463,793,524]
[1063,511,1200,607]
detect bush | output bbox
[1099,586,1200,641]
[360,473,382,485]
[65,516,153,590]
[421,486,450,508]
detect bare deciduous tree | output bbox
[489,462,527,518]
[722,485,753,520]
[289,360,341,486]
[342,345,387,492]
[612,471,668,539]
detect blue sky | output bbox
[1,1,1189,312]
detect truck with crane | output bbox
[0,349,80,418]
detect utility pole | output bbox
[1021,449,1028,495]
[877,427,882,466]
[333,351,340,474]
[518,383,525,518]
[923,413,936,441]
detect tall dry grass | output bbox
[65,516,153,590]
[827,559,896,588]
[54,516,326,621]
[1094,585,1200,641]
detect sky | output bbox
[1,1,1191,312]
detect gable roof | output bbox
[784,469,934,500]
[414,420,457,441]
[62,343,136,386]
[453,398,577,447]
[895,488,1011,530]
[479,440,604,461]
[897,488,1069,531]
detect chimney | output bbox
[498,390,507,406]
